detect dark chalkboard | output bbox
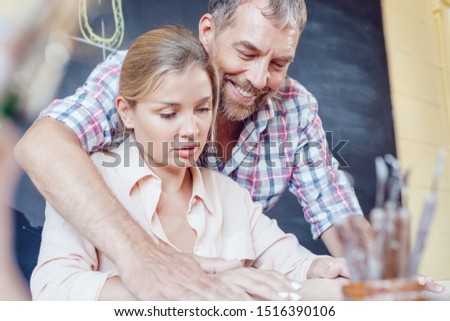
[271,0,396,254]
[15,0,395,261]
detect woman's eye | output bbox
[160,112,176,119]
[197,106,211,113]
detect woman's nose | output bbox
[179,114,198,138]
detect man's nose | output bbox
[247,60,269,90]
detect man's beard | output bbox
[219,74,273,121]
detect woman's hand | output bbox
[307,257,351,279]
[418,275,445,293]
[215,267,302,301]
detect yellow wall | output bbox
[381,0,450,279]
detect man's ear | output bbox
[116,96,135,129]
[198,13,215,52]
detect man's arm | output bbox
[286,83,370,256]
[320,216,372,257]
[319,226,345,257]
[99,277,137,301]
[14,118,246,300]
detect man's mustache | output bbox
[223,74,270,97]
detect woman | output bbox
[30,26,348,301]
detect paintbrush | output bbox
[408,148,447,277]
[368,157,389,279]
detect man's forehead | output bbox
[234,0,270,19]
[223,0,296,33]
[221,14,300,52]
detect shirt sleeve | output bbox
[288,92,364,239]
[38,51,126,153]
[243,187,319,281]
[30,202,116,300]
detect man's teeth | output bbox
[235,85,253,98]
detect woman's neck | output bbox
[148,161,192,195]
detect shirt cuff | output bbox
[39,101,106,153]
[68,271,116,300]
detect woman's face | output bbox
[120,66,214,170]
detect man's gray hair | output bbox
[208,0,307,33]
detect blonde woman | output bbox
[31,26,348,301]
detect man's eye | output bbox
[272,62,287,70]
[238,50,255,59]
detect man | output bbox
[15,0,369,300]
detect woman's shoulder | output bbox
[89,146,124,179]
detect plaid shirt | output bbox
[41,50,363,239]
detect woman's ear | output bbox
[116,96,135,129]
[198,13,215,52]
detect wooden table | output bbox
[298,278,450,301]
[299,278,348,301]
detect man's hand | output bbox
[195,256,243,274]
[118,243,251,300]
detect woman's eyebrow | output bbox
[195,96,212,104]
[151,101,180,107]
[146,96,211,109]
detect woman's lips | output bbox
[173,143,200,159]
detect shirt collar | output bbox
[252,77,289,134]
[251,86,278,135]
[189,166,216,215]
[115,137,159,195]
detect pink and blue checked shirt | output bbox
[40,51,363,239]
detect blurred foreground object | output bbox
[0,0,78,121]
[0,0,78,300]
[337,151,447,300]
[0,120,29,300]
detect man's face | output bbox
[205,1,300,121]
